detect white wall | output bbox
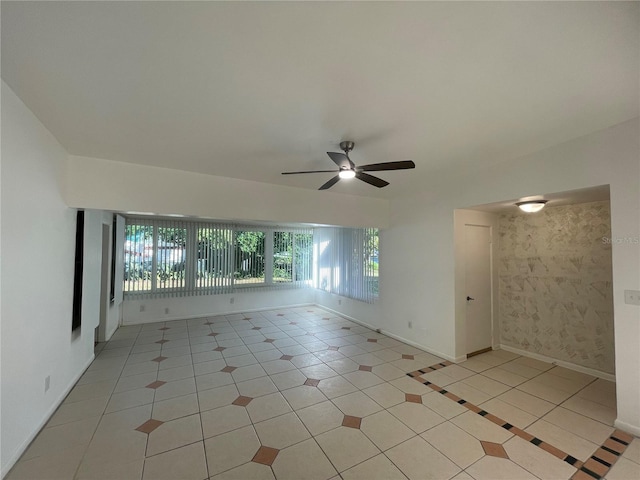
[0,83,102,476]
[383,118,640,434]
[314,290,381,329]
[64,156,389,229]
[98,213,125,341]
[82,210,104,334]
[123,288,315,325]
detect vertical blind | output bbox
[314,227,379,303]
[124,218,313,298]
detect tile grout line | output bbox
[406,361,634,477]
[14,307,628,480]
[189,320,212,480]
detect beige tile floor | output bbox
[7,306,639,480]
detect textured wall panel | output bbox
[498,201,614,373]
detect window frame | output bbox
[123,218,313,298]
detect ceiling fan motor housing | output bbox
[339,141,355,154]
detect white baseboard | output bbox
[379,329,459,363]
[317,305,458,363]
[1,354,95,479]
[498,344,615,382]
[105,322,119,341]
[122,303,315,326]
[316,305,379,331]
[614,418,640,438]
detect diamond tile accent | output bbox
[17,305,616,480]
[135,419,164,434]
[481,441,509,459]
[277,314,285,316]
[252,446,280,466]
[214,347,226,352]
[146,381,167,389]
[232,396,254,407]
[405,393,422,404]
[342,415,362,429]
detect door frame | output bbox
[453,209,499,362]
[98,223,111,343]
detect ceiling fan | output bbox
[282,141,416,190]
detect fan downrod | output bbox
[339,141,355,154]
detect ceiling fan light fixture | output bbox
[281,139,415,190]
[516,200,547,213]
[338,169,356,179]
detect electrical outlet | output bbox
[44,375,50,392]
[624,290,640,306]
[230,297,235,304]
[408,321,413,329]
[164,307,169,314]
[140,305,145,312]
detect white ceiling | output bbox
[467,185,611,214]
[2,2,638,199]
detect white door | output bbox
[465,224,493,355]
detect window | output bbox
[124,218,313,298]
[294,232,313,283]
[124,218,376,302]
[196,226,234,293]
[156,226,187,290]
[314,227,379,303]
[272,232,313,284]
[124,224,154,293]
[235,231,266,285]
[273,231,293,283]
